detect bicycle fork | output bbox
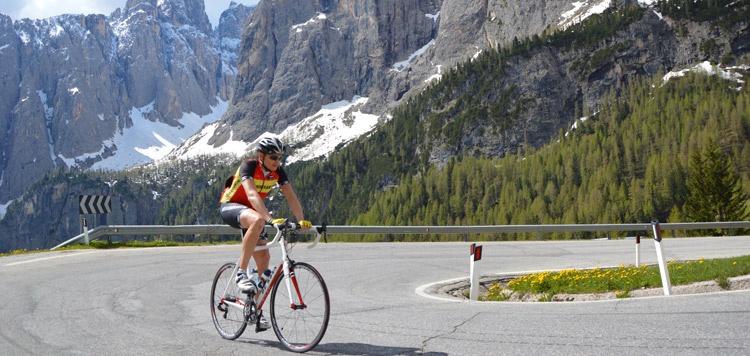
[285,268,307,310]
[280,245,307,310]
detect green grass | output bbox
[0,239,241,256]
[483,255,750,301]
[0,248,48,257]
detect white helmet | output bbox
[256,137,286,154]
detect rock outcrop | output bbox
[213,0,442,146]
[0,0,251,204]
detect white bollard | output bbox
[469,244,483,301]
[83,218,90,245]
[652,222,672,296]
[635,234,641,267]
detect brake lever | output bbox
[316,222,328,243]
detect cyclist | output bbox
[219,136,312,296]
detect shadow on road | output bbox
[235,338,448,355]
[314,342,448,355]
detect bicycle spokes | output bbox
[210,262,248,340]
[270,262,330,353]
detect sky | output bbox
[0,0,259,28]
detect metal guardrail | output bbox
[51,221,750,250]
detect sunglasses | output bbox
[266,155,283,161]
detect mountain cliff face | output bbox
[197,0,644,153]
[0,0,251,204]
[211,0,442,147]
[200,0,748,164]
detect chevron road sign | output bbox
[78,195,111,214]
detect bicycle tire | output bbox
[270,261,330,353]
[210,262,247,340]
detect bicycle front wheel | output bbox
[210,262,247,340]
[270,262,330,353]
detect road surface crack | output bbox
[420,312,480,354]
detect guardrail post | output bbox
[469,243,483,301]
[635,234,640,267]
[652,221,672,296]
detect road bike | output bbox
[210,221,330,353]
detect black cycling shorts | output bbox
[219,202,268,240]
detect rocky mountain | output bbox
[193,0,748,165]
[0,0,252,205]
[187,0,646,157]
[2,0,750,253]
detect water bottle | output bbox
[258,269,272,290]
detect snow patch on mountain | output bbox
[393,39,435,72]
[558,1,665,31]
[662,61,749,89]
[55,100,228,171]
[0,200,10,220]
[280,96,380,164]
[293,12,327,32]
[559,1,612,29]
[166,96,380,165]
[164,120,251,160]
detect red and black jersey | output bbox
[220,158,289,207]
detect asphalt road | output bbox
[1,236,749,355]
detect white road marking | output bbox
[3,251,97,266]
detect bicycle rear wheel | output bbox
[210,262,247,339]
[270,262,330,353]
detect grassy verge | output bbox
[0,240,241,256]
[482,255,750,301]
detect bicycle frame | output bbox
[211,222,330,352]
[220,223,323,317]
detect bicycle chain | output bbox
[244,293,257,325]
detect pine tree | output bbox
[684,138,749,227]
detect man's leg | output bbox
[254,241,271,273]
[238,209,265,270]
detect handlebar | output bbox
[254,220,327,251]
